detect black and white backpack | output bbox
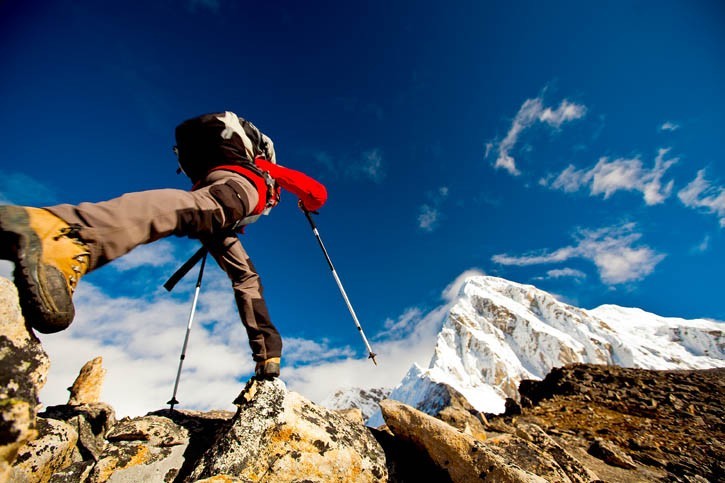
[174,111,276,183]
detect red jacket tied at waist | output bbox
[203,159,328,215]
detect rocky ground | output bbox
[496,364,725,482]
[2,276,724,482]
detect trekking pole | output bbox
[167,249,208,411]
[301,206,377,365]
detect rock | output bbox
[9,418,79,483]
[379,399,546,482]
[369,426,453,482]
[485,433,576,482]
[334,407,365,425]
[189,378,387,482]
[0,277,50,482]
[67,357,106,405]
[88,415,190,483]
[107,415,189,447]
[41,403,116,462]
[48,461,94,483]
[588,438,637,470]
[518,423,599,482]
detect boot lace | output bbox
[54,224,91,293]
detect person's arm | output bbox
[256,159,328,211]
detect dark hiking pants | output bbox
[47,170,282,362]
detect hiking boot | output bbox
[254,357,281,379]
[0,206,90,333]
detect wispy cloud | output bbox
[692,235,711,254]
[313,149,386,183]
[659,121,680,132]
[533,268,587,281]
[0,171,58,206]
[493,223,665,285]
[544,148,678,205]
[417,186,449,232]
[490,95,586,176]
[355,149,385,182]
[678,169,725,227]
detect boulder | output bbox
[588,438,637,470]
[88,415,189,483]
[0,277,50,482]
[41,403,116,462]
[517,423,599,482]
[379,399,546,482]
[9,418,79,483]
[189,378,387,482]
[67,357,106,405]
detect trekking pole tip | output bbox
[369,352,378,366]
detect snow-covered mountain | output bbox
[366,276,724,426]
[320,387,391,421]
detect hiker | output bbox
[0,111,327,379]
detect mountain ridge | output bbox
[358,275,724,426]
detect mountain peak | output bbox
[368,275,724,426]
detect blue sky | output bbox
[1,0,724,414]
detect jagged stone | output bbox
[0,277,50,483]
[41,403,116,463]
[194,476,244,483]
[485,432,577,482]
[518,423,599,482]
[88,415,190,483]
[9,418,79,483]
[379,398,546,482]
[588,438,637,470]
[189,378,387,482]
[107,415,189,447]
[334,407,365,425]
[48,461,94,483]
[67,357,106,405]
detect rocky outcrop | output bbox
[511,364,725,482]
[67,357,106,406]
[3,276,723,482]
[0,278,50,483]
[189,378,387,482]
[380,399,546,482]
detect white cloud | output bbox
[492,223,665,285]
[32,257,463,416]
[678,169,725,227]
[417,186,449,232]
[493,96,586,176]
[534,268,587,281]
[659,121,680,132]
[285,302,452,404]
[111,240,179,271]
[547,148,678,205]
[442,268,486,301]
[0,261,12,280]
[38,272,255,416]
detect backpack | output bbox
[175,111,276,180]
[174,112,280,217]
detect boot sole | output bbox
[0,206,74,333]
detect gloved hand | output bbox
[298,199,319,214]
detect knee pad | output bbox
[208,180,252,229]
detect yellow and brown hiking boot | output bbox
[254,357,281,379]
[0,206,90,333]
